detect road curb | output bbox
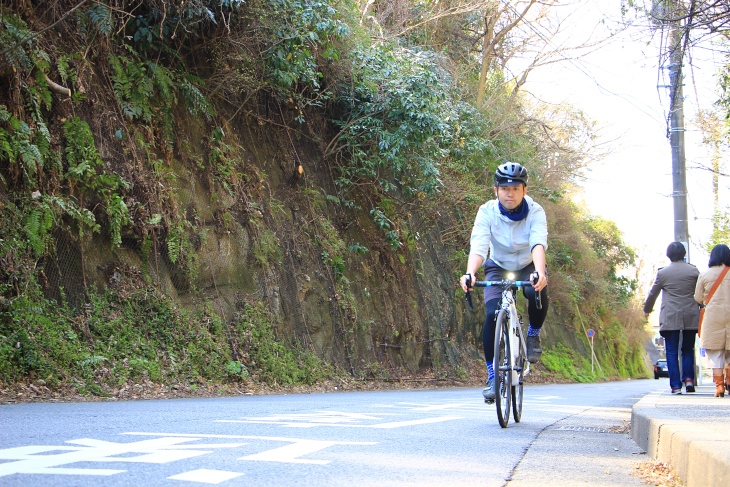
[631,391,730,487]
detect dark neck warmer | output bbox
[499,200,529,221]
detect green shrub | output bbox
[541,343,595,383]
[235,302,333,386]
[0,282,335,392]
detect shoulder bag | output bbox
[698,265,730,337]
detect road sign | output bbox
[587,329,596,373]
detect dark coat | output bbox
[644,261,701,331]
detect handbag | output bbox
[698,265,730,337]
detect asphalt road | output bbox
[1,379,663,486]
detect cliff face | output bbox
[0,2,650,388]
[9,88,645,381]
[38,99,481,378]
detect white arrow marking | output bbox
[168,468,244,484]
[239,440,342,464]
[0,437,247,477]
[125,433,377,465]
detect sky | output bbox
[508,0,728,281]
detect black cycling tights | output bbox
[483,286,549,364]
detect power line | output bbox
[499,0,664,119]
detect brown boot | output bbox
[714,375,726,397]
[725,364,730,391]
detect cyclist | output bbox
[459,162,549,402]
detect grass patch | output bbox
[541,343,595,383]
[0,283,335,392]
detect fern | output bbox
[30,53,53,117]
[57,53,82,86]
[0,15,34,73]
[23,195,99,258]
[57,56,72,85]
[140,234,153,277]
[180,82,213,120]
[167,224,183,264]
[51,196,100,239]
[106,193,131,249]
[47,150,63,175]
[25,206,52,257]
[18,139,42,174]
[146,62,178,147]
[0,117,49,188]
[145,61,175,104]
[86,4,113,37]
[63,117,102,186]
[0,105,10,122]
[78,355,108,367]
[35,122,51,159]
[110,55,153,122]
[109,54,214,151]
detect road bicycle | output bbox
[465,273,541,428]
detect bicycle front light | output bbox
[507,273,515,280]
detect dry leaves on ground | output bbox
[606,419,631,434]
[633,460,683,487]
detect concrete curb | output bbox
[631,391,730,487]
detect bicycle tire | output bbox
[494,309,511,428]
[512,327,525,423]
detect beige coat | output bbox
[694,265,730,350]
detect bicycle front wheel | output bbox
[494,309,511,428]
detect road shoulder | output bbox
[508,398,648,486]
[631,386,730,487]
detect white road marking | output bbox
[241,411,392,423]
[372,402,485,412]
[526,395,562,402]
[64,437,229,463]
[0,407,460,479]
[0,437,247,477]
[393,402,477,411]
[239,440,343,464]
[216,415,464,429]
[168,468,244,484]
[367,416,464,428]
[0,438,191,477]
[123,432,376,443]
[125,432,377,465]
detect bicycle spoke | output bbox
[494,310,511,428]
[512,326,524,423]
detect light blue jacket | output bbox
[469,195,548,271]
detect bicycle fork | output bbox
[508,312,521,384]
[513,314,530,382]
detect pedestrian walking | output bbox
[694,244,730,397]
[644,242,700,394]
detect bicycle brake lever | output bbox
[530,271,543,310]
[464,273,474,310]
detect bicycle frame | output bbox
[496,285,529,384]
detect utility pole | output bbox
[666,5,689,258]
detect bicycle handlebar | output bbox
[473,280,535,288]
[463,274,542,311]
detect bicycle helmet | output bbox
[494,162,528,187]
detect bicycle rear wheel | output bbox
[494,310,511,428]
[512,329,525,423]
